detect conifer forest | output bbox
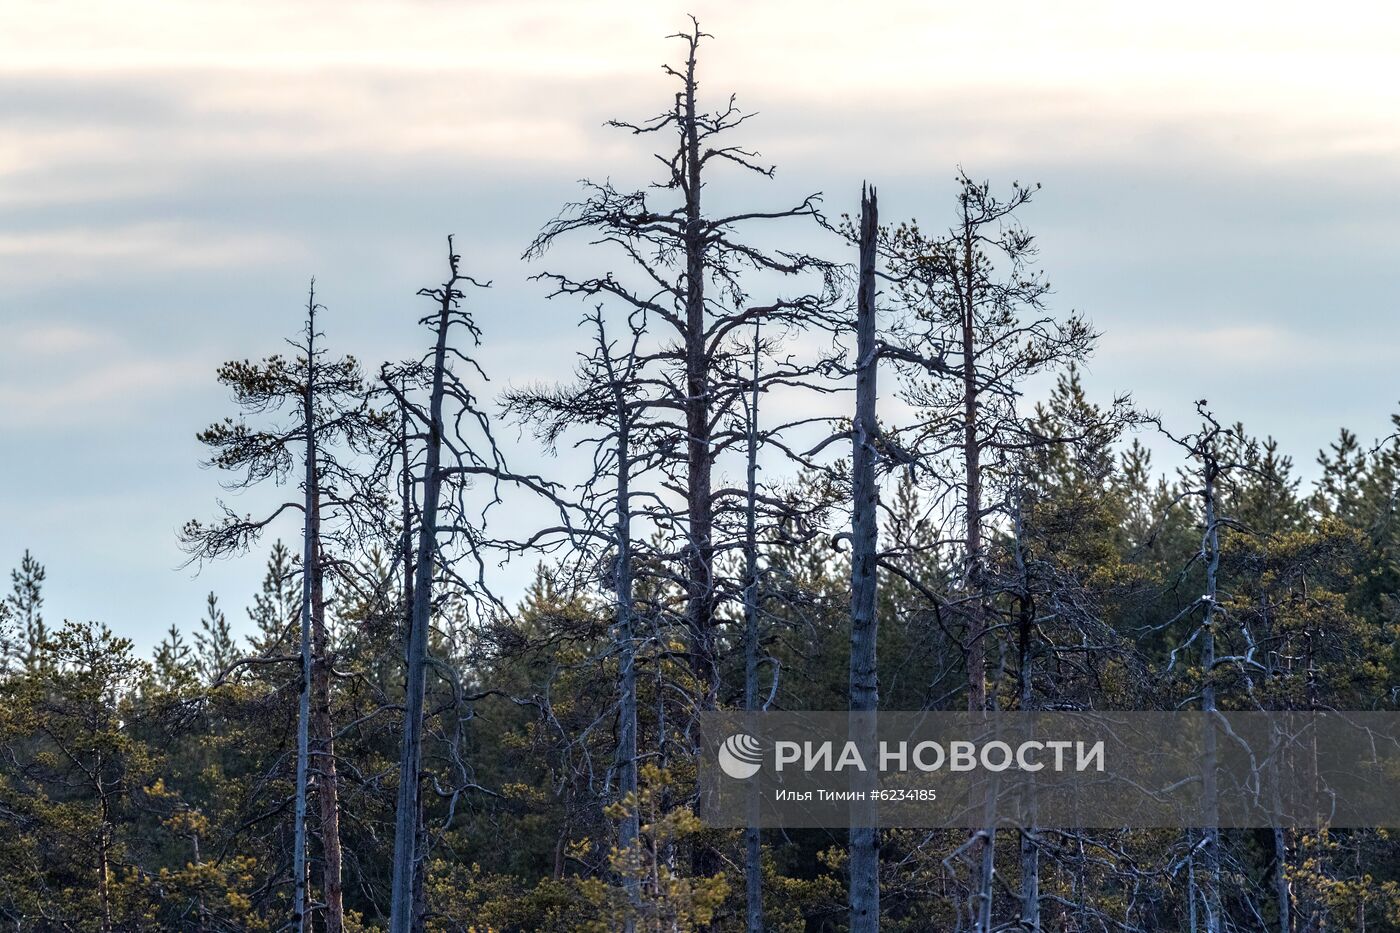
[5,10,1400,933]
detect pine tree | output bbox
[194,592,237,684]
[184,284,377,933]
[152,624,196,689]
[4,550,47,674]
[247,541,299,658]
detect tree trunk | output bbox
[959,190,996,933]
[293,298,317,933]
[400,383,430,931]
[680,37,717,713]
[1019,822,1039,931]
[192,828,208,933]
[413,793,428,929]
[389,268,454,933]
[1014,503,1039,931]
[848,185,880,933]
[399,386,415,625]
[960,195,986,715]
[742,325,764,933]
[1274,826,1292,932]
[1201,459,1222,933]
[1265,615,1292,933]
[309,510,345,933]
[615,385,642,923]
[97,778,113,933]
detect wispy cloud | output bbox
[0,322,209,428]
[0,223,303,282]
[1100,324,1397,369]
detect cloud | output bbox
[1,1,1398,190]
[0,223,304,283]
[1101,325,1294,366]
[0,323,210,428]
[9,323,103,355]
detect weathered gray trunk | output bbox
[293,299,317,933]
[389,278,453,933]
[1014,503,1039,931]
[680,40,717,712]
[1265,606,1291,933]
[848,185,880,933]
[399,389,415,622]
[614,385,641,922]
[1201,460,1222,933]
[309,512,345,933]
[1273,820,1291,930]
[742,327,764,933]
[1189,849,1199,933]
[1019,802,1039,931]
[412,791,428,926]
[396,382,430,930]
[975,813,997,932]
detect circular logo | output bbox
[718,733,764,780]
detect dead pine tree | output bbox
[792,183,955,931]
[292,293,317,933]
[739,323,765,933]
[503,304,668,925]
[525,18,836,723]
[383,237,557,933]
[387,370,432,927]
[1159,403,1247,933]
[182,282,377,933]
[509,285,834,929]
[848,184,881,933]
[724,317,809,931]
[383,240,491,933]
[1010,492,1040,931]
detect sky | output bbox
[3,0,1400,653]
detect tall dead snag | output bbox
[384,238,556,932]
[1160,405,1241,933]
[525,19,834,718]
[293,295,317,933]
[726,317,816,930]
[183,282,375,933]
[504,305,665,921]
[1009,494,1039,932]
[1196,425,1223,933]
[740,325,764,933]
[798,183,953,931]
[848,185,881,933]
[609,328,644,922]
[384,240,490,933]
[308,501,344,933]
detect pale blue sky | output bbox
[3,0,1400,652]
